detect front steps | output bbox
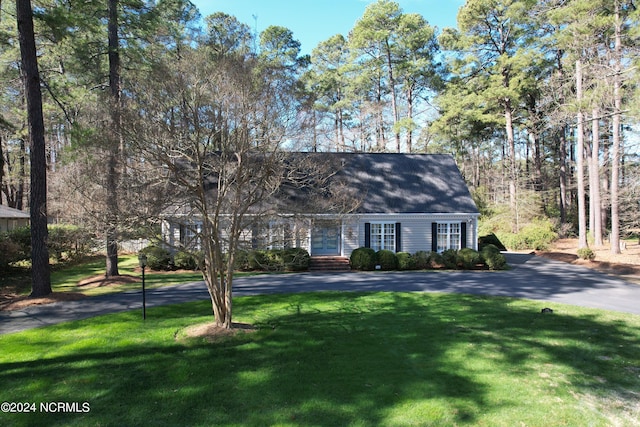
[309,256,351,272]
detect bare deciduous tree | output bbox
[126,48,297,328]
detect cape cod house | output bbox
[162,153,479,261]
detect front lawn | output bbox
[1,254,204,298]
[1,292,638,426]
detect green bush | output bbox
[350,247,376,271]
[396,252,416,270]
[496,218,558,251]
[441,249,459,269]
[282,248,310,271]
[480,245,507,270]
[234,250,251,271]
[478,233,507,251]
[577,247,596,261]
[4,225,95,263]
[7,226,31,260]
[173,250,200,270]
[376,250,398,270]
[413,251,431,269]
[141,245,172,270]
[0,233,23,270]
[429,252,445,269]
[458,248,481,269]
[48,225,94,261]
[248,250,268,270]
[244,248,309,271]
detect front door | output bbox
[311,223,341,256]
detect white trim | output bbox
[436,222,461,253]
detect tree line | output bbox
[2,0,638,320]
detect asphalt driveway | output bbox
[2,253,639,335]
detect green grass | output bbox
[2,255,204,297]
[1,292,639,426]
[52,254,204,296]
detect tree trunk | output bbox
[575,60,588,249]
[504,103,518,233]
[384,42,401,153]
[16,0,51,297]
[559,129,568,224]
[590,107,603,247]
[406,84,414,153]
[0,133,4,205]
[105,0,120,276]
[610,0,622,255]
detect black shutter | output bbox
[364,222,371,248]
[431,222,438,252]
[461,222,467,249]
[395,222,402,252]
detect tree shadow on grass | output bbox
[0,292,638,426]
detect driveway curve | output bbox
[2,253,639,335]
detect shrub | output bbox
[266,250,285,271]
[141,245,172,270]
[480,245,507,270]
[376,250,398,270]
[48,225,94,261]
[0,233,23,270]
[248,250,270,270]
[577,247,596,261]
[496,218,557,251]
[244,248,309,271]
[350,247,376,271]
[478,233,507,251]
[173,250,200,270]
[413,251,431,269]
[282,248,310,271]
[429,252,445,269]
[458,248,481,269]
[7,226,31,260]
[234,250,251,271]
[396,252,416,270]
[441,249,459,269]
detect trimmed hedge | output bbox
[459,248,481,269]
[350,247,376,271]
[480,244,507,270]
[349,247,507,271]
[396,252,416,270]
[413,251,431,269]
[141,245,172,270]
[376,250,398,270]
[173,250,202,270]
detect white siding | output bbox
[343,214,479,258]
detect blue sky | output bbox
[189,0,465,54]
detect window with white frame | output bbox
[437,222,461,252]
[371,222,396,251]
[179,222,201,250]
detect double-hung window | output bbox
[436,222,461,252]
[370,222,396,252]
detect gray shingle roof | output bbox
[0,205,30,219]
[328,153,478,214]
